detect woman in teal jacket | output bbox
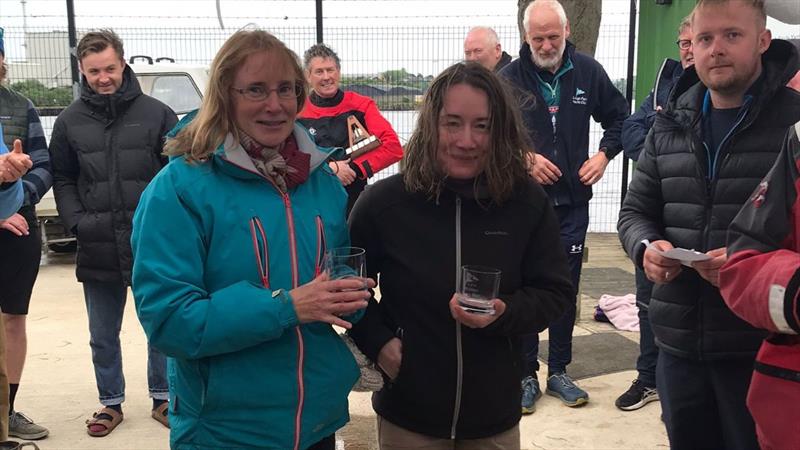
[131,29,372,450]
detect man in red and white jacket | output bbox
[298,43,403,215]
[720,114,800,450]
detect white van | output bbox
[36,57,208,252]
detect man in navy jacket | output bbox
[614,16,693,413]
[500,0,628,413]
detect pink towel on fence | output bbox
[598,294,639,331]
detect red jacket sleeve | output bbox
[351,98,403,178]
[720,128,800,335]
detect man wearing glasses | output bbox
[615,15,693,413]
[298,44,403,215]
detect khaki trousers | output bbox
[0,314,9,440]
[377,415,520,450]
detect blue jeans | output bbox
[83,280,168,406]
[634,267,658,387]
[523,204,588,375]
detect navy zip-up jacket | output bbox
[622,58,684,161]
[500,41,628,207]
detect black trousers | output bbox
[307,434,335,450]
[657,351,759,450]
[634,267,658,387]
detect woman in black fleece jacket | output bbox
[348,62,573,449]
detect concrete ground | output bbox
[16,233,668,449]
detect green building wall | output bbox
[634,0,695,106]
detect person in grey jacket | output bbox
[617,1,800,448]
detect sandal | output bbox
[85,407,123,437]
[151,402,170,429]
[0,442,41,450]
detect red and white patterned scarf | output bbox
[238,130,310,192]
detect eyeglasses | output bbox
[231,83,301,101]
[676,39,692,50]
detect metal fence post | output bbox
[315,0,323,43]
[66,0,80,100]
[621,0,637,205]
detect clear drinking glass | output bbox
[457,265,501,315]
[325,246,367,290]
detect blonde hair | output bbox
[165,28,306,161]
[693,0,766,29]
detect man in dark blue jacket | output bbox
[615,16,693,413]
[500,0,628,413]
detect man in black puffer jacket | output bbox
[49,29,177,435]
[618,1,800,449]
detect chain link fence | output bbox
[1,2,633,232]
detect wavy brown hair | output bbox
[165,28,306,161]
[402,62,533,205]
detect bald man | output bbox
[464,27,512,72]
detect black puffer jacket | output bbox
[349,174,573,439]
[618,39,800,360]
[49,66,177,284]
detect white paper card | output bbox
[642,240,712,266]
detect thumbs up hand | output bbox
[0,139,33,182]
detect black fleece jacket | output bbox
[348,174,573,439]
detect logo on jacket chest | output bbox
[308,127,317,136]
[572,88,587,106]
[484,230,510,236]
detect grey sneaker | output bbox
[8,412,49,440]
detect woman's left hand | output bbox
[448,294,506,329]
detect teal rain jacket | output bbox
[131,116,360,450]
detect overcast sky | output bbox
[0,0,796,78]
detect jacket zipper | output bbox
[281,192,305,450]
[226,157,305,450]
[695,99,749,360]
[652,59,669,110]
[450,196,463,439]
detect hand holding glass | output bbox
[457,265,501,315]
[325,246,367,290]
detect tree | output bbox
[10,79,73,108]
[380,69,409,84]
[517,0,602,56]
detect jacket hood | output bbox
[668,39,799,117]
[80,64,142,112]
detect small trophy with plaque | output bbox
[344,115,381,159]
